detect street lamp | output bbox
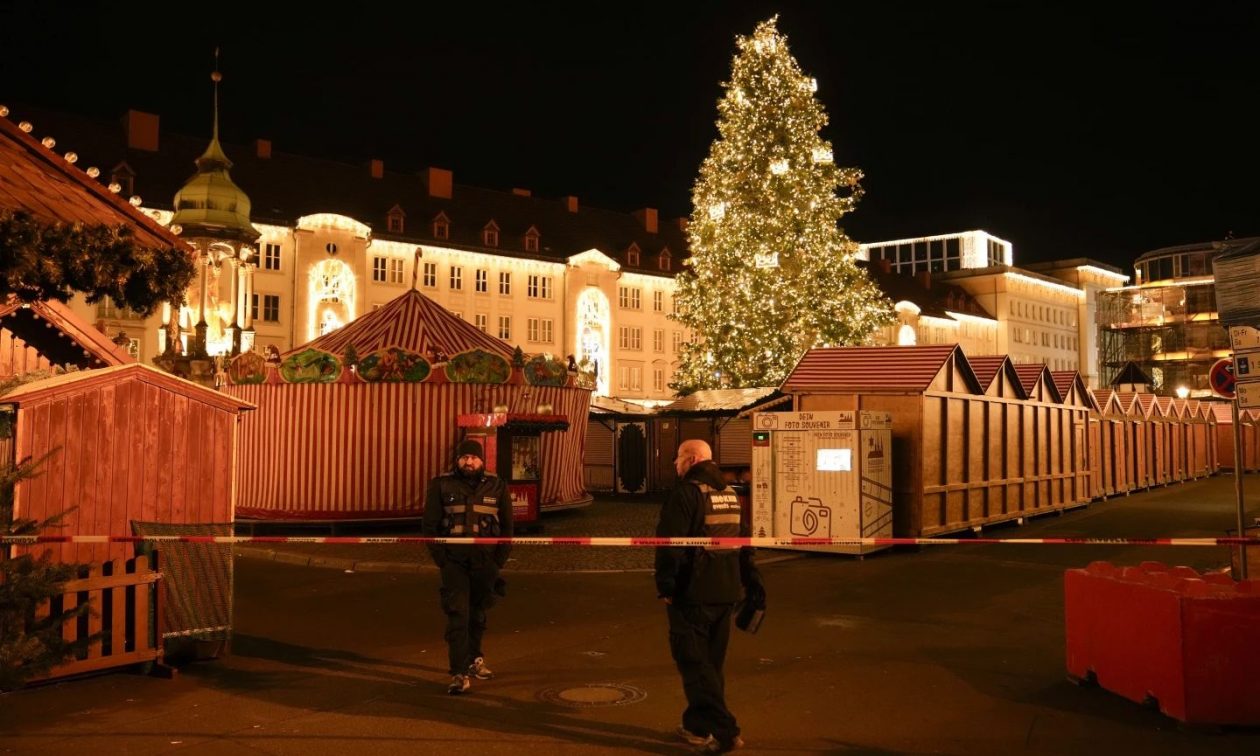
[1175,385,1190,399]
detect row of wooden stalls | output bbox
[588,345,1232,538]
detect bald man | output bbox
[655,439,763,754]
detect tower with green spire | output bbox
[170,56,260,359]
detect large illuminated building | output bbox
[1096,238,1252,397]
[18,105,686,400]
[858,230,1130,387]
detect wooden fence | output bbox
[28,555,163,682]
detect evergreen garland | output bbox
[0,209,197,316]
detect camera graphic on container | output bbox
[789,496,832,537]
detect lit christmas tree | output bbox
[671,17,893,392]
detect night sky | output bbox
[2,1,1258,270]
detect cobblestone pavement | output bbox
[235,494,669,573]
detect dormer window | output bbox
[110,162,135,196]
[626,244,640,267]
[658,248,672,271]
[524,227,540,253]
[483,221,499,247]
[433,212,450,240]
[387,205,405,234]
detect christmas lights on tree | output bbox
[671,17,893,392]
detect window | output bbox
[475,314,488,333]
[325,243,338,255]
[525,231,540,253]
[499,272,511,295]
[527,274,552,299]
[528,317,553,343]
[251,293,280,323]
[654,367,665,392]
[94,296,142,320]
[475,269,488,293]
[433,215,450,239]
[389,258,403,284]
[654,291,664,312]
[387,211,404,234]
[653,329,664,353]
[626,246,640,266]
[484,227,499,247]
[423,262,437,287]
[372,256,388,282]
[618,365,642,391]
[450,266,463,290]
[619,326,642,350]
[619,286,641,310]
[262,243,281,271]
[498,315,511,341]
[659,253,671,271]
[672,331,682,352]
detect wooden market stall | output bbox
[1089,389,1131,496]
[225,288,593,520]
[1051,370,1101,503]
[780,345,1093,538]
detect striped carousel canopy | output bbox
[286,288,513,359]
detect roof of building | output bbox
[0,298,135,370]
[1135,236,1260,262]
[857,261,993,320]
[0,112,184,250]
[9,104,685,276]
[1110,361,1153,388]
[287,287,513,359]
[782,344,980,394]
[0,362,255,412]
[665,387,782,414]
[1012,363,1062,401]
[966,355,1012,391]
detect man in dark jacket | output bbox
[422,439,512,695]
[656,439,764,754]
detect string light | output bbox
[86,166,100,178]
[40,136,55,149]
[63,152,78,164]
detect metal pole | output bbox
[1232,399,1249,578]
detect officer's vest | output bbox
[439,477,503,537]
[691,481,742,550]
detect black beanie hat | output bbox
[456,439,485,462]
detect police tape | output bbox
[2,535,1260,547]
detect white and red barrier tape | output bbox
[2,535,1259,547]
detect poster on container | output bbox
[750,410,893,555]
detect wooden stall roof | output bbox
[1156,396,1182,418]
[0,362,256,413]
[965,355,1026,399]
[1050,370,1099,410]
[589,395,656,417]
[0,113,184,251]
[1209,402,1235,424]
[781,344,981,395]
[288,288,513,359]
[1012,364,1063,403]
[666,387,781,415]
[1091,388,1117,410]
[1,297,133,369]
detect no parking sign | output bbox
[1210,358,1236,399]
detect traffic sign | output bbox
[1239,381,1260,409]
[1210,358,1237,399]
[1231,325,1260,352]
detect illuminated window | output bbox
[528,317,553,343]
[654,367,664,392]
[372,256,388,282]
[672,331,682,352]
[476,269,488,293]
[654,291,664,312]
[423,262,437,287]
[389,258,403,284]
[527,275,552,299]
[498,315,511,340]
[499,271,511,295]
[250,294,280,322]
[475,314,488,333]
[619,326,642,350]
[450,266,463,290]
[618,365,642,391]
[619,286,641,310]
[653,329,664,353]
[263,243,281,271]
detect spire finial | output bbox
[210,47,222,142]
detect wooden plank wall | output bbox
[0,327,53,378]
[13,375,237,564]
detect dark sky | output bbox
[2,1,1258,270]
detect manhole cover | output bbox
[536,683,647,708]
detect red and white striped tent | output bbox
[225,289,592,520]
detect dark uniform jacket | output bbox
[422,468,513,568]
[655,459,758,605]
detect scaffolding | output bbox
[1097,282,1228,396]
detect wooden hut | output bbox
[1089,389,1130,496]
[1051,370,1100,502]
[780,345,1093,537]
[225,288,592,519]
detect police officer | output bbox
[656,439,764,753]
[423,439,512,695]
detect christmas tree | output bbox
[671,17,893,392]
